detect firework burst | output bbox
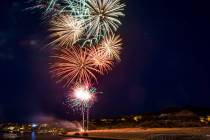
[65,83,98,111]
[56,0,125,43]
[83,0,125,40]
[68,87,92,110]
[88,47,113,73]
[49,14,84,47]
[50,47,101,87]
[30,0,125,46]
[99,34,123,61]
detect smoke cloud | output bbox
[31,114,82,130]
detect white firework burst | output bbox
[49,14,84,47]
[84,0,125,40]
[99,34,123,61]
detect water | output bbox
[0,132,93,140]
[15,136,92,140]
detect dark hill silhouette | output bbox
[159,106,210,116]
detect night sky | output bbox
[0,0,210,122]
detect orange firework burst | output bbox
[49,14,84,47]
[88,47,113,74]
[99,34,123,62]
[50,47,101,87]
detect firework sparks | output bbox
[30,0,125,46]
[49,15,84,47]
[27,0,60,15]
[88,47,113,73]
[62,0,89,17]
[99,34,123,61]
[69,88,92,110]
[43,0,58,12]
[64,83,98,130]
[55,0,125,43]
[65,84,98,110]
[50,47,101,87]
[84,0,125,40]
[74,86,91,101]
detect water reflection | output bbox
[0,132,92,140]
[31,132,92,140]
[61,136,92,140]
[31,132,36,140]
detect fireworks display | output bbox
[31,0,125,130]
[30,0,125,45]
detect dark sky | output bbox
[0,0,210,122]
